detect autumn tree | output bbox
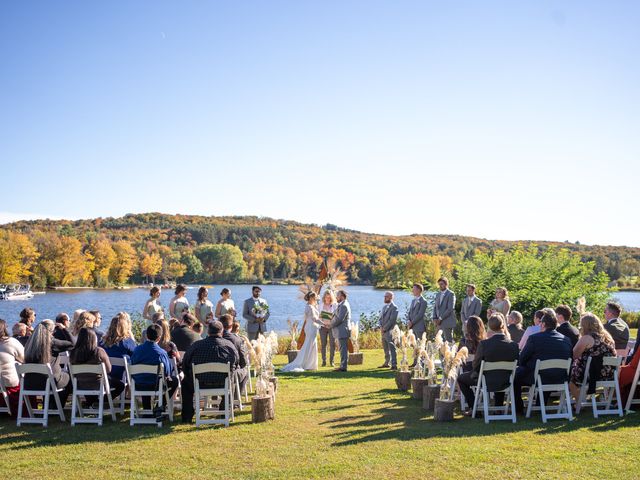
[139,253,163,284]
[87,237,116,287]
[195,243,247,283]
[0,231,39,283]
[110,240,137,285]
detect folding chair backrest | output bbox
[69,363,107,376]
[128,363,164,376]
[482,360,517,372]
[536,358,571,374]
[193,362,229,376]
[16,363,53,377]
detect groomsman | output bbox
[326,290,352,372]
[242,286,270,341]
[433,277,457,342]
[407,284,428,340]
[378,291,398,370]
[461,284,482,332]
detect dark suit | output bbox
[457,333,519,408]
[557,322,579,348]
[604,318,630,350]
[513,329,572,413]
[507,324,524,345]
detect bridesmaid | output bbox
[143,286,162,322]
[488,287,511,318]
[195,286,214,324]
[215,288,236,320]
[169,284,190,320]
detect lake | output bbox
[1,285,638,334]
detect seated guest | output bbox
[518,310,544,350]
[130,325,179,411]
[50,320,74,358]
[569,313,616,400]
[620,340,640,407]
[170,313,202,352]
[19,307,36,336]
[193,322,204,336]
[168,318,180,331]
[458,316,486,372]
[231,320,241,334]
[457,314,519,415]
[69,328,125,407]
[12,323,29,347]
[220,314,249,393]
[89,310,104,342]
[556,305,579,348]
[157,319,180,363]
[0,318,25,416]
[602,302,630,351]
[180,320,238,424]
[152,312,165,323]
[70,311,97,344]
[507,311,525,345]
[23,321,72,406]
[513,308,573,414]
[100,312,137,381]
[53,313,73,343]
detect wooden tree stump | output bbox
[348,352,363,365]
[434,398,456,421]
[252,395,274,423]
[422,384,441,410]
[395,371,412,391]
[411,378,428,400]
[287,350,298,363]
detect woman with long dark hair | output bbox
[143,286,163,322]
[459,315,486,372]
[19,307,36,335]
[194,286,214,324]
[169,284,190,320]
[215,288,235,320]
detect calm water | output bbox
[1,286,638,333]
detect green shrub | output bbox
[622,311,639,329]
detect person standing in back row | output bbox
[433,277,457,343]
[460,284,482,333]
[242,286,270,341]
[379,291,398,370]
[407,284,428,340]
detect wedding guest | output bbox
[603,302,630,351]
[194,287,214,324]
[12,323,29,346]
[18,307,36,335]
[458,316,486,372]
[457,314,519,415]
[69,328,125,408]
[130,324,179,411]
[71,311,97,344]
[513,308,572,414]
[326,290,351,372]
[432,277,457,343]
[170,313,202,352]
[407,284,428,343]
[379,291,399,370]
[0,318,25,416]
[231,320,241,334]
[180,320,238,424]
[319,290,337,367]
[215,288,236,320]
[556,305,579,348]
[518,310,544,350]
[53,312,73,344]
[143,286,163,322]
[488,287,511,317]
[221,314,248,394]
[619,340,640,406]
[157,319,180,364]
[152,312,165,323]
[50,320,74,358]
[193,322,204,336]
[507,311,525,345]
[100,312,137,381]
[23,321,72,406]
[89,310,104,342]
[242,286,269,340]
[460,284,482,333]
[169,284,190,321]
[568,313,616,400]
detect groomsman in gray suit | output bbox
[325,289,352,372]
[433,277,457,342]
[378,291,399,370]
[407,284,429,340]
[460,284,482,333]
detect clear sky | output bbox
[1,1,639,246]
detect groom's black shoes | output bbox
[378,364,389,368]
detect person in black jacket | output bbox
[555,305,579,348]
[220,314,249,395]
[458,314,519,415]
[513,308,573,414]
[170,313,202,352]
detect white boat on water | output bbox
[0,284,35,301]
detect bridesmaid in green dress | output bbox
[169,284,190,320]
[195,286,214,324]
[488,287,511,317]
[143,286,162,322]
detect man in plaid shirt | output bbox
[180,320,238,424]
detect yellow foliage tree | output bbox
[0,231,39,283]
[139,253,163,283]
[111,240,138,285]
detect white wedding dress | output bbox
[281,303,323,372]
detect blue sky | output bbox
[1,1,639,246]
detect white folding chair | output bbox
[456,355,475,411]
[15,363,66,427]
[108,356,129,415]
[576,356,624,417]
[625,357,640,413]
[69,363,117,425]
[171,357,182,411]
[193,362,232,427]
[472,360,517,423]
[0,380,12,416]
[526,358,573,422]
[126,361,172,427]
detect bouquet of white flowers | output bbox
[253,301,269,319]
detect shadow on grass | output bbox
[318,387,640,446]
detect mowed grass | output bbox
[1,349,639,480]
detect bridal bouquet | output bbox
[253,301,269,319]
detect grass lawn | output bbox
[1,349,638,479]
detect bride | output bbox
[281,291,324,372]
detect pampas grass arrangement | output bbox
[287,319,299,350]
[439,346,469,400]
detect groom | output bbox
[324,289,351,372]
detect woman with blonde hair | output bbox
[319,289,337,367]
[488,287,511,317]
[569,313,616,400]
[157,319,180,364]
[71,311,97,343]
[100,312,137,381]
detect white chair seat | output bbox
[69,363,117,426]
